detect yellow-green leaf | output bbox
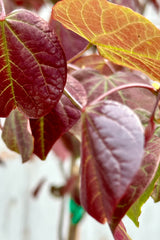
[52,0,160,82]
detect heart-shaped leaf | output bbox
[0,9,66,118]
[52,0,160,83]
[81,100,144,224]
[2,109,34,162]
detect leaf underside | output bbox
[52,0,160,83]
[81,100,144,225]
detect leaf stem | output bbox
[89,83,155,106]
[63,87,83,111]
[0,0,5,20]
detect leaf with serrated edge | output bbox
[53,0,160,83]
[81,100,144,224]
[0,9,66,118]
[2,109,34,162]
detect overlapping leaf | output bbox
[110,136,160,231]
[0,9,66,118]
[81,100,144,224]
[52,0,160,83]
[49,18,88,61]
[30,75,86,160]
[2,109,34,162]
[73,68,156,112]
[127,162,160,226]
[72,54,123,75]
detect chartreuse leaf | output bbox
[127,160,160,227]
[2,109,34,162]
[110,136,160,231]
[53,0,160,83]
[0,9,66,118]
[81,100,144,225]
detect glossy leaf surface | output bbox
[0,9,66,118]
[2,109,34,162]
[81,100,144,224]
[30,75,86,160]
[110,136,160,230]
[52,0,160,83]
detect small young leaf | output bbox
[81,100,144,224]
[2,109,34,162]
[53,0,160,83]
[0,9,66,118]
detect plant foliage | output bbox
[1,0,160,239]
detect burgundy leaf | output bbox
[81,100,144,224]
[109,0,138,11]
[0,9,66,118]
[72,54,123,75]
[114,221,132,240]
[49,19,88,61]
[110,135,160,231]
[4,0,45,12]
[30,75,86,160]
[2,109,34,162]
[73,69,156,112]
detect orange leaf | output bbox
[52,0,160,82]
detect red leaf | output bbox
[110,136,160,231]
[0,9,66,118]
[30,75,86,160]
[49,19,88,61]
[114,221,132,240]
[2,109,34,162]
[81,100,144,224]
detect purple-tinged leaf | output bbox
[72,55,123,75]
[73,69,156,112]
[151,177,160,202]
[114,221,132,240]
[4,0,45,13]
[30,75,86,160]
[2,109,34,162]
[109,0,138,11]
[81,100,144,224]
[0,9,66,118]
[49,18,88,61]
[110,136,160,231]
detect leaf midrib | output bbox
[0,21,16,105]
